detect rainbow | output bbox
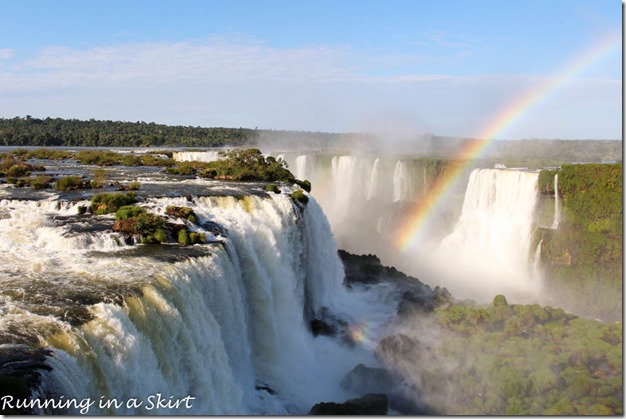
[394,32,621,252]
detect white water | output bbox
[295,155,310,181]
[0,190,398,414]
[172,151,222,163]
[278,153,546,302]
[551,174,560,229]
[278,153,467,260]
[392,161,409,202]
[430,169,542,301]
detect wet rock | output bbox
[340,363,396,394]
[309,393,388,415]
[310,319,336,337]
[375,333,420,362]
[0,344,53,414]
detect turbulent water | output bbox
[0,175,400,415]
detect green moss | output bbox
[177,229,206,246]
[153,228,168,243]
[265,183,281,194]
[291,189,309,205]
[178,229,191,246]
[295,179,312,192]
[189,232,206,244]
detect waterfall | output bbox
[392,161,409,202]
[172,151,222,162]
[0,191,392,414]
[295,155,309,181]
[433,169,541,300]
[366,158,380,200]
[551,174,560,229]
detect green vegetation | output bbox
[75,150,173,167]
[0,156,45,178]
[197,148,295,182]
[126,181,141,191]
[91,168,109,188]
[177,229,206,246]
[29,175,54,190]
[537,163,622,321]
[112,210,168,244]
[397,296,623,415]
[55,175,91,191]
[0,116,256,147]
[113,205,205,245]
[115,205,146,220]
[294,179,312,192]
[91,192,138,215]
[165,206,198,223]
[265,183,281,194]
[165,161,206,176]
[290,189,309,205]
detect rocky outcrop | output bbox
[338,250,452,316]
[340,364,395,395]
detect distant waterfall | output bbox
[295,155,309,181]
[366,158,381,200]
[551,174,560,229]
[392,161,409,202]
[434,169,541,300]
[172,151,222,162]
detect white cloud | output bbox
[0,38,620,139]
[0,49,14,60]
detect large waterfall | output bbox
[0,189,397,414]
[431,168,542,300]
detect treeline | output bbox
[0,116,257,147]
[537,163,622,321]
[1,117,621,163]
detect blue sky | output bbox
[0,0,621,139]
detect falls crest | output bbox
[1,192,354,414]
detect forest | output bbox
[408,295,622,415]
[536,164,622,321]
[0,117,621,165]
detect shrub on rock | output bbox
[291,189,309,205]
[91,192,138,215]
[165,206,197,223]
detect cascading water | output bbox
[172,151,222,163]
[295,155,309,181]
[366,158,380,200]
[0,186,398,415]
[431,168,542,301]
[551,174,560,229]
[392,161,409,202]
